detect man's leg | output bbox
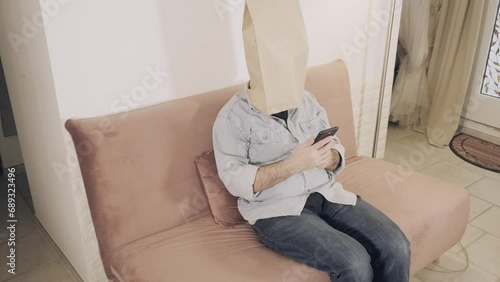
[321,196,411,282]
[252,208,373,282]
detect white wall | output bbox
[0,0,401,281]
[48,0,401,156]
[0,0,89,280]
[303,0,402,158]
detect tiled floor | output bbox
[0,167,83,282]
[0,126,498,282]
[386,124,500,282]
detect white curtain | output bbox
[391,0,485,147]
[417,0,485,147]
[389,0,431,127]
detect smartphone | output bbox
[313,126,339,145]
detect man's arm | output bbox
[325,149,341,172]
[253,136,334,193]
[307,91,346,176]
[326,140,345,176]
[213,116,260,201]
[214,113,336,199]
[253,158,301,193]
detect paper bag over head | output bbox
[243,0,309,115]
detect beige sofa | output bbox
[65,60,469,282]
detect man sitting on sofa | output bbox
[213,1,410,281]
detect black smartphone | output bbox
[313,126,339,145]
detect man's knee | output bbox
[383,232,411,265]
[346,256,373,281]
[332,248,373,281]
[397,235,411,263]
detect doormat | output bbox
[449,133,500,173]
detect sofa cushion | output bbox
[194,151,245,228]
[109,157,469,281]
[110,210,329,282]
[337,157,469,275]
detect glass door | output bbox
[463,0,500,131]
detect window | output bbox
[481,2,500,99]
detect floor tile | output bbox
[470,206,500,238]
[4,260,76,282]
[468,177,500,206]
[415,250,498,282]
[420,161,484,188]
[387,124,418,141]
[396,134,465,165]
[24,196,34,215]
[0,197,38,244]
[460,162,500,182]
[449,224,486,254]
[0,172,83,282]
[0,231,59,280]
[466,234,500,276]
[384,139,441,171]
[36,220,84,282]
[469,196,494,221]
[438,149,466,165]
[12,198,38,239]
[410,276,423,282]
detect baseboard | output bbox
[459,118,500,145]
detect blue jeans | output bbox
[251,195,411,282]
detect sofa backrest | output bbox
[305,61,357,158]
[65,60,356,279]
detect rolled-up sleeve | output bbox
[212,115,260,201]
[309,92,346,176]
[328,136,346,176]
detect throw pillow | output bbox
[194,151,246,228]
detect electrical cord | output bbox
[415,242,470,281]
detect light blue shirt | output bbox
[212,86,357,224]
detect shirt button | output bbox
[307,125,312,130]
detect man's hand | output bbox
[253,136,341,193]
[288,136,335,172]
[324,149,341,171]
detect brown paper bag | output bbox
[243,0,309,115]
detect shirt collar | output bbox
[244,80,301,116]
[244,80,261,113]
